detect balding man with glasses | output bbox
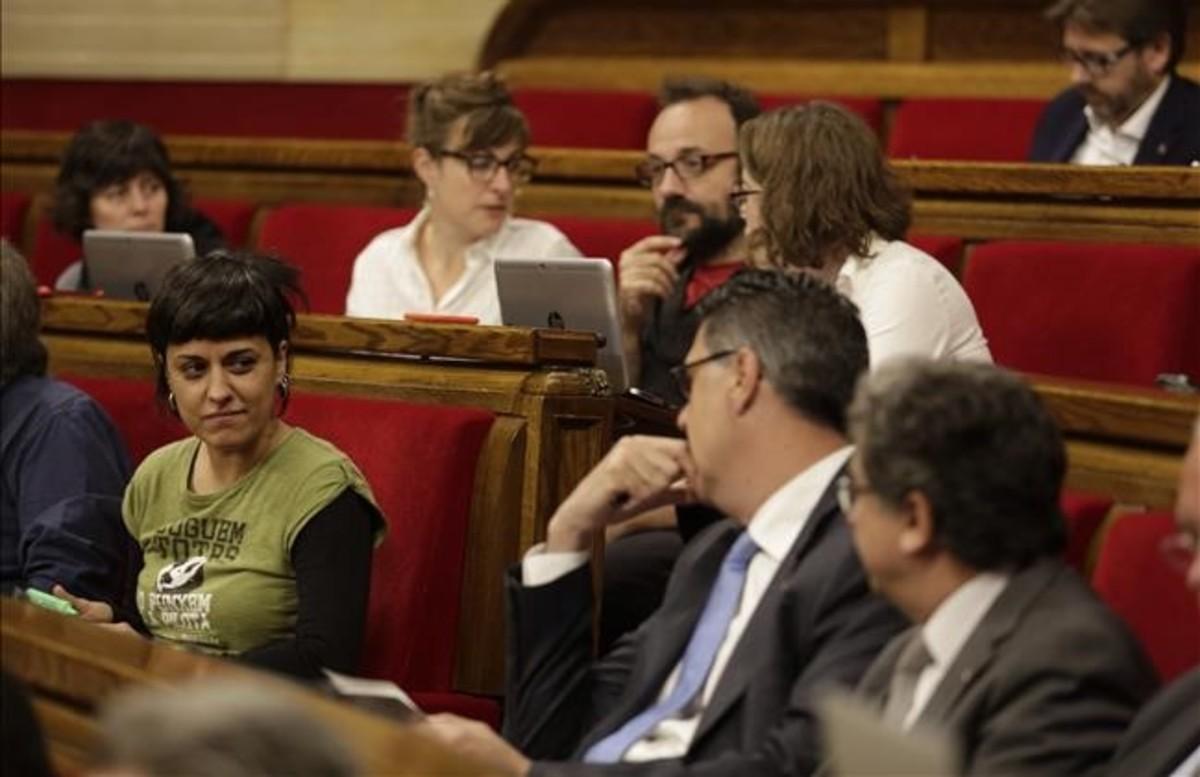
[1029,0,1199,165]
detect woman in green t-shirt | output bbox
[56,251,385,678]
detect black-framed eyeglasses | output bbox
[635,151,738,188]
[669,349,737,400]
[1059,44,1136,78]
[437,149,538,184]
[729,187,762,210]
[835,474,874,515]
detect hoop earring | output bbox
[167,391,178,415]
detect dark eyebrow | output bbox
[220,349,259,363]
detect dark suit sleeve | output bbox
[240,489,376,678]
[525,525,907,777]
[1027,88,1087,163]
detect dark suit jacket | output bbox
[858,559,1158,777]
[503,472,908,777]
[1107,668,1200,777]
[1028,75,1200,165]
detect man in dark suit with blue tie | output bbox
[844,360,1158,776]
[421,270,906,775]
[1028,0,1199,166]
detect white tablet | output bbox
[83,229,195,302]
[494,257,630,392]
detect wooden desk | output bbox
[40,297,613,695]
[1,598,501,776]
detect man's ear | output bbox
[729,347,762,415]
[1142,31,1172,76]
[897,489,937,558]
[412,146,438,189]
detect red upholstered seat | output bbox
[1060,490,1112,574]
[887,98,1047,161]
[907,234,965,276]
[963,240,1200,385]
[56,374,187,464]
[1092,510,1200,682]
[1,191,31,245]
[514,88,658,149]
[30,214,81,288]
[286,393,499,725]
[254,204,416,315]
[1,79,409,140]
[759,94,885,136]
[192,197,258,249]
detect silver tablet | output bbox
[83,229,195,301]
[495,257,630,392]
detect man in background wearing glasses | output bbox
[1028,0,1199,165]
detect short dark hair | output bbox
[739,102,911,270]
[52,120,189,240]
[658,76,761,127]
[146,251,306,406]
[0,240,48,387]
[696,269,868,433]
[1047,0,1189,70]
[849,360,1067,571]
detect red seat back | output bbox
[1,191,31,245]
[963,240,1200,385]
[56,374,188,464]
[285,393,494,694]
[254,204,416,315]
[1060,490,1112,573]
[514,88,658,149]
[192,197,258,249]
[888,98,1047,161]
[1092,511,1200,682]
[30,213,81,288]
[533,213,659,272]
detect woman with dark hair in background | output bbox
[345,71,579,324]
[52,119,225,290]
[736,102,991,367]
[56,251,386,679]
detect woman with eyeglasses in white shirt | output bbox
[345,72,580,324]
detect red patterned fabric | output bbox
[907,233,965,276]
[254,204,416,315]
[963,240,1200,385]
[887,98,1047,161]
[1060,490,1112,573]
[56,375,186,464]
[286,395,495,710]
[1092,511,1200,682]
[2,79,409,139]
[1,191,30,244]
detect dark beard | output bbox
[658,195,744,270]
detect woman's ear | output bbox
[412,146,439,190]
[275,340,289,381]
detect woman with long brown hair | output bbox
[735,102,991,366]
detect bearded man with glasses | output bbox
[1029,0,1199,165]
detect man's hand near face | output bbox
[546,436,695,554]
[617,236,687,382]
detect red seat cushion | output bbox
[1091,511,1200,682]
[1060,490,1112,573]
[1,191,31,245]
[192,197,258,249]
[963,240,1200,385]
[254,204,416,315]
[759,94,885,136]
[56,375,187,464]
[887,99,1047,161]
[2,79,409,140]
[285,395,494,701]
[514,88,659,150]
[907,234,965,276]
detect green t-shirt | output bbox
[124,428,383,656]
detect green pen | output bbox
[25,588,80,616]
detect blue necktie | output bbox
[583,530,760,763]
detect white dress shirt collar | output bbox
[920,572,1010,676]
[746,446,853,563]
[1084,74,1171,142]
